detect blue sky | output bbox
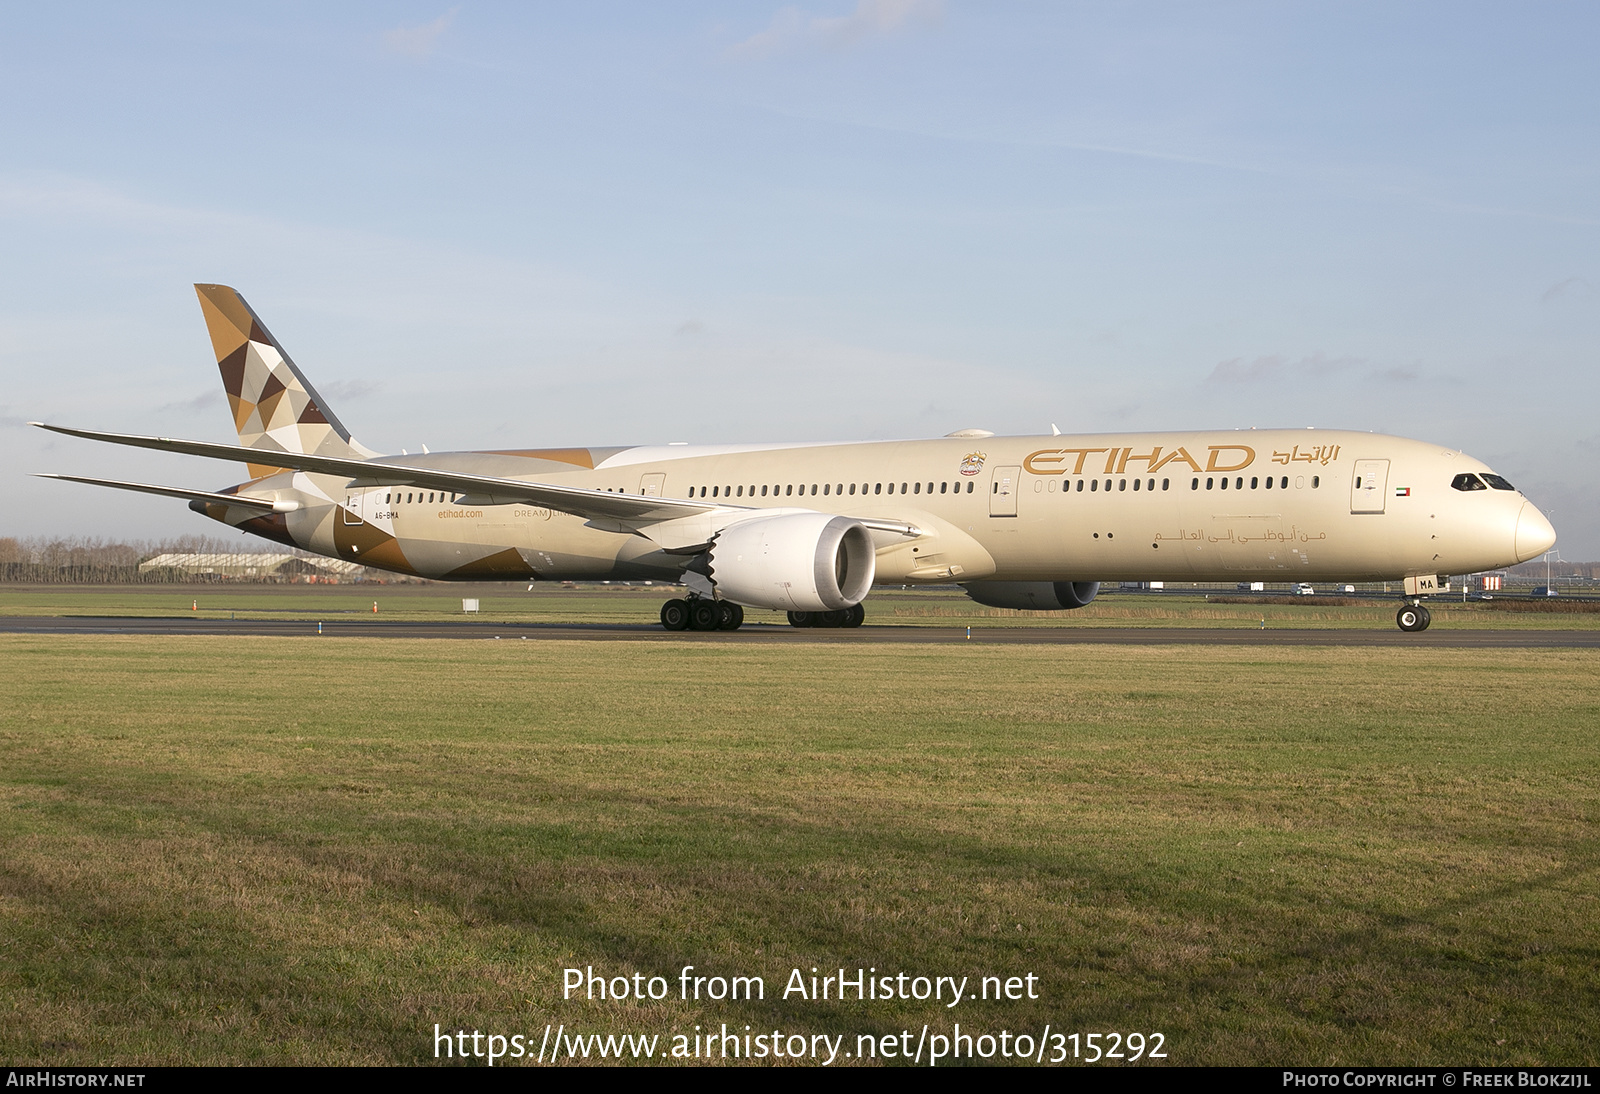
[4,2,1597,556]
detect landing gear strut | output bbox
[1396,603,1431,632]
[660,597,743,631]
[787,604,865,628]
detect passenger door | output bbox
[1351,459,1390,514]
[989,465,1020,517]
[639,472,666,497]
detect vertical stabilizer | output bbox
[194,284,376,467]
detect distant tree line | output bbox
[1507,559,1599,581]
[0,535,360,584]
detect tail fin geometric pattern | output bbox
[194,284,375,465]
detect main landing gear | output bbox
[787,604,866,629]
[660,597,743,632]
[1396,603,1432,632]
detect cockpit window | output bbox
[1481,473,1517,492]
[1451,473,1488,492]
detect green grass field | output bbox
[3,631,1597,1066]
[2,582,1597,629]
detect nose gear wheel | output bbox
[1396,604,1431,632]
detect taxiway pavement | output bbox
[3,616,1597,647]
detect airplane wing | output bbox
[32,473,296,512]
[32,423,720,525]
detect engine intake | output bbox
[707,513,876,611]
[961,580,1100,611]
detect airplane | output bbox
[34,284,1558,633]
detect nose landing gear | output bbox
[1396,603,1432,632]
[660,597,744,631]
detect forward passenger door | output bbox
[1351,459,1389,514]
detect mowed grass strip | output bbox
[1,636,1597,1066]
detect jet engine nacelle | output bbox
[708,513,876,612]
[961,580,1100,611]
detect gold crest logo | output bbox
[959,451,987,476]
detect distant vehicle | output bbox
[1532,586,1558,597]
[1237,581,1265,592]
[1341,584,1356,593]
[1294,583,1316,596]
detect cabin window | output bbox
[913,482,921,494]
[823,483,830,495]
[875,483,882,495]
[712,486,719,497]
[406,492,414,503]
[967,481,974,493]
[1236,477,1244,490]
[1161,478,1169,491]
[1206,478,1214,490]
[1119,479,1127,491]
[940,482,947,494]
[1192,478,1199,490]
[1265,476,1273,489]
[900,482,907,494]
[1090,479,1098,492]
[809,484,816,495]
[783,485,791,496]
[849,483,856,495]
[1312,476,1319,488]
[1220,477,1228,490]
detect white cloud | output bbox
[1541,277,1593,303]
[729,0,941,59]
[1205,353,1386,385]
[381,9,458,59]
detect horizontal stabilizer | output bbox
[32,473,296,512]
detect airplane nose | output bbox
[1515,502,1557,562]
